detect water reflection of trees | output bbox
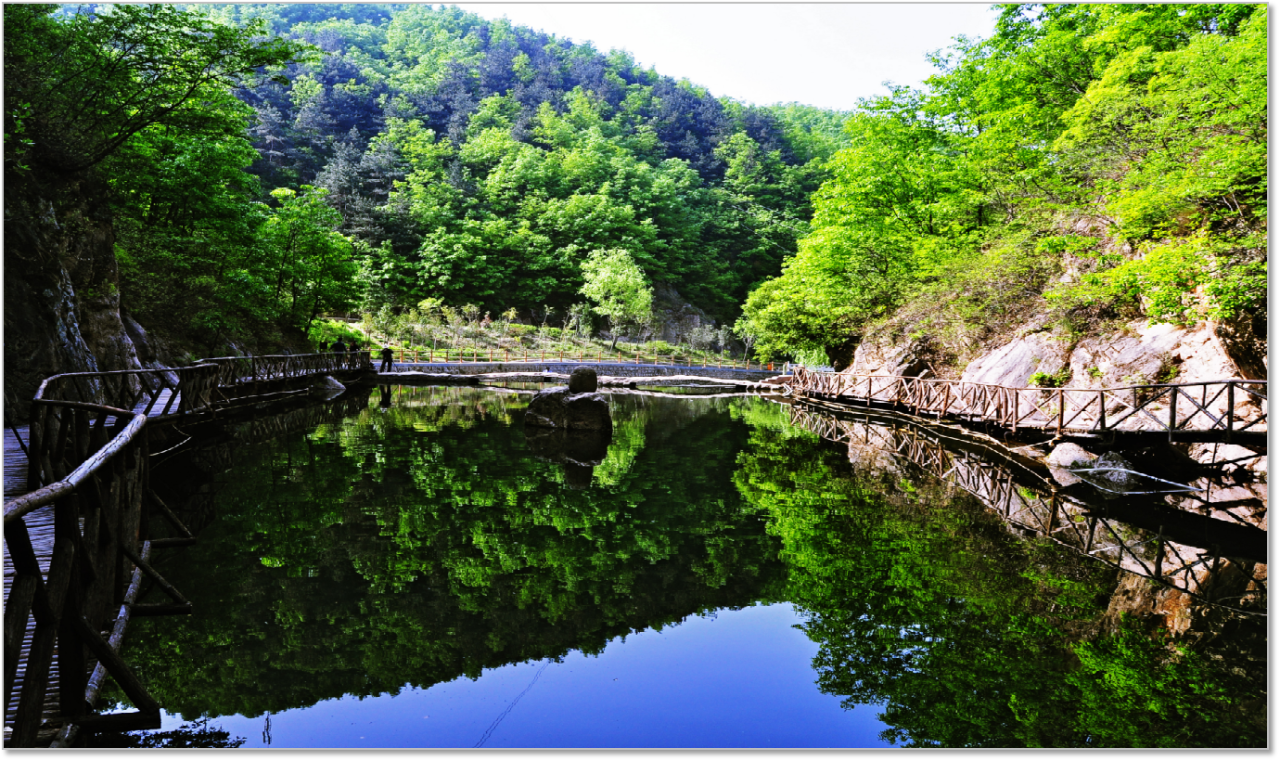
[734,406,1265,748]
[121,392,1263,748]
[124,388,785,720]
[783,403,1267,616]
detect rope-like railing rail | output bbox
[786,368,1267,441]
[3,406,143,525]
[33,364,221,422]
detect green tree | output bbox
[4,4,308,179]
[579,248,653,350]
[260,186,359,331]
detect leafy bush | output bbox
[1029,368,1071,388]
[641,341,676,355]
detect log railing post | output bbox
[1226,381,1235,442]
[1168,387,1177,442]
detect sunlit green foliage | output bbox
[742,4,1267,363]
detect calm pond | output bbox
[98,386,1265,748]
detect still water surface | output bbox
[109,386,1264,748]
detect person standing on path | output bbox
[380,345,395,373]
[330,338,347,354]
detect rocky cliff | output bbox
[4,178,157,423]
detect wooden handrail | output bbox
[787,369,1266,438]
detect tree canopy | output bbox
[739,4,1266,364]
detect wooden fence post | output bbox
[1226,381,1235,442]
[1057,389,1065,434]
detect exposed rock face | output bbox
[846,335,932,377]
[5,179,146,423]
[1047,442,1097,487]
[1213,307,1267,380]
[961,331,1069,387]
[524,386,612,432]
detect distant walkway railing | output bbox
[787,368,1267,444]
[201,351,372,388]
[365,345,774,372]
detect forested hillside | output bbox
[37,3,849,354]
[4,3,1266,405]
[740,4,1267,369]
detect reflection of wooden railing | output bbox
[788,369,1267,443]
[785,404,1267,617]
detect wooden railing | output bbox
[32,365,221,425]
[367,345,774,372]
[200,351,372,388]
[787,368,1267,442]
[4,401,165,745]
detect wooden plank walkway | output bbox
[3,426,64,745]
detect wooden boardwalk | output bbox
[2,426,63,745]
[786,368,1267,446]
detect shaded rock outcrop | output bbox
[5,179,146,423]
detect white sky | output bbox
[454,3,1000,111]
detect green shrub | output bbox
[1029,368,1072,388]
[641,340,676,355]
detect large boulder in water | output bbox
[1046,442,1096,487]
[527,367,610,431]
[524,385,612,432]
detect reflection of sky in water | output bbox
[162,603,889,749]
